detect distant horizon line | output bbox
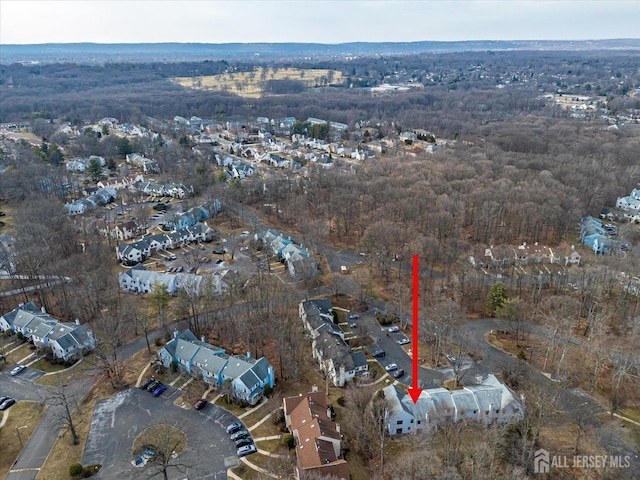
[3,38,639,47]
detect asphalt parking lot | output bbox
[82,387,239,479]
[4,365,46,384]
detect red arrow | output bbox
[407,254,423,404]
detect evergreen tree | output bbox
[486,282,508,317]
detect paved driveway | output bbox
[82,387,238,479]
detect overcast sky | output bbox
[1,0,638,45]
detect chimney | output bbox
[246,351,251,359]
[311,384,318,392]
[41,306,46,314]
[75,318,80,325]
[173,330,179,339]
[201,335,206,343]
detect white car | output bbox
[10,365,26,376]
[387,326,399,333]
[384,363,398,372]
[397,337,410,345]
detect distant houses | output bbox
[0,302,96,362]
[382,374,524,435]
[157,329,274,405]
[580,216,619,255]
[299,299,368,387]
[255,229,317,279]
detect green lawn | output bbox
[0,343,31,370]
[254,438,282,451]
[29,358,68,374]
[36,354,96,387]
[215,396,250,417]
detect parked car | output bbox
[226,421,243,434]
[194,399,207,410]
[0,398,16,411]
[152,384,167,397]
[140,377,155,390]
[0,396,9,405]
[237,444,257,457]
[146,380,161,392]
[385,363,398,372]
[10,365,26,376]
[387,326,400,333]
[397,337,410,345]
[230,429,250,441]
[372,349,386,358]
[348,313,360,320]
[393,368,405,378]
[235,437,254,448]
[348,321,357,328]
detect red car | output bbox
[194,399,208,410]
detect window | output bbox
[417,420,421,425]
[396,420,403,425]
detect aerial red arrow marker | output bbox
[407,254,423,404]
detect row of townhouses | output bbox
[299,299,368,387]
[469,242,581,269]
[283,388,349,480]
[157,329,274,405]
[382,374,524,435]
[580,216,621,255]
[0,302,96,362]
[119,263,234,295]
[255,229,317,279]
[116,221,215,265]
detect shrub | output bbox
[337,396,345,407]
[154,337,163,347]
[264,384,273,397]
[69,462,83,476]
[17,332,24,341]
[517,349,527,361]
[281,433,295,449]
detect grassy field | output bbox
[171,67,345,98]
[0,401,47,479]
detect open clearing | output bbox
[171,67,345,98]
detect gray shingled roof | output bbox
[192,348,228,376]
[174,338,200,363]
[0,302,39,327]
